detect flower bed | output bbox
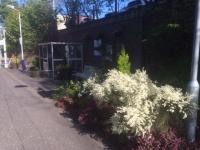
[53,69,198,149]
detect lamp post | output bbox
[7,5,24,60]
[187,0,200,142]
[3,27,8,68]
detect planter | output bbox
[29,70,40,77]
[9,63,18,69]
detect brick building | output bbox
[53,8,143,70]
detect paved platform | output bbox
[0,69,104,150]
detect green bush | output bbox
[53,84,68,100]
[32,57,39,68]
[66,80,82,98]
[53,80,82,100]
[56,64,70,70]
[83,69,192,136]
[117,48,131,74]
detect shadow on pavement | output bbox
[36,79,62,100]
[38,79,62,91]
[37,88,55,99]
[15,85,28,88]
[59,111,121,150]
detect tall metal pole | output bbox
[19,12,24,60]
[3,28,8,68]
[187,0,200,142]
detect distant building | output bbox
[56,14,67,30]
[56,14,91,30]
[54,8,143,70]
[76,16,91,24]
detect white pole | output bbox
[187,0,200,142]
[51,43,54,79]
[3,29,8,68]
[19,12,24,60]
[52,0,55,10]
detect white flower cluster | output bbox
[83,69,192,136]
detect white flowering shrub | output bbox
[83,69,192,136]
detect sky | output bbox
[16,0,133,17]
[17,0,133,9]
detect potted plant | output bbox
[56,64,72,80]
[9,54,19,69]
[29,57,40,77]
[29,66,40,77]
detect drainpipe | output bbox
[187,0,200,142]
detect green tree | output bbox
[4,0,55,55]
[59,0,131,20]
[5,11,20,55]
[60,0,105,19]
[0,0,17,19]
[117,48,131,74]
[23,0,55,42]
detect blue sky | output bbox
[17,0,132,9]
[17,0,133,16]
[17,0,25,5]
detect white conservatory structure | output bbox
[38,42,83,79]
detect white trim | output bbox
[42,70,52,72]
[51,43,54,79]
[38,42,83,79]
[53,59,65,61]
[38,42,82,46]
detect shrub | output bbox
[53,84,68,100]
[32,57,39,68]
[65,80,82,98]
[53,80,82,100]
[117,48,131,74]
[83,69,192,136]
[10,55,20,68]
[78,99,98,125]
[56,64,72,80]
[135,129,196,150]
[55,96,73,110]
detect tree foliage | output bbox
[23,0,55,42]
[117,48,131,74]
[83,69,191,136]
[58,0,131,20]
[59,0,105,21]
[2,0,55,55]
[0,0,17,19]
[5,11,20,54]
